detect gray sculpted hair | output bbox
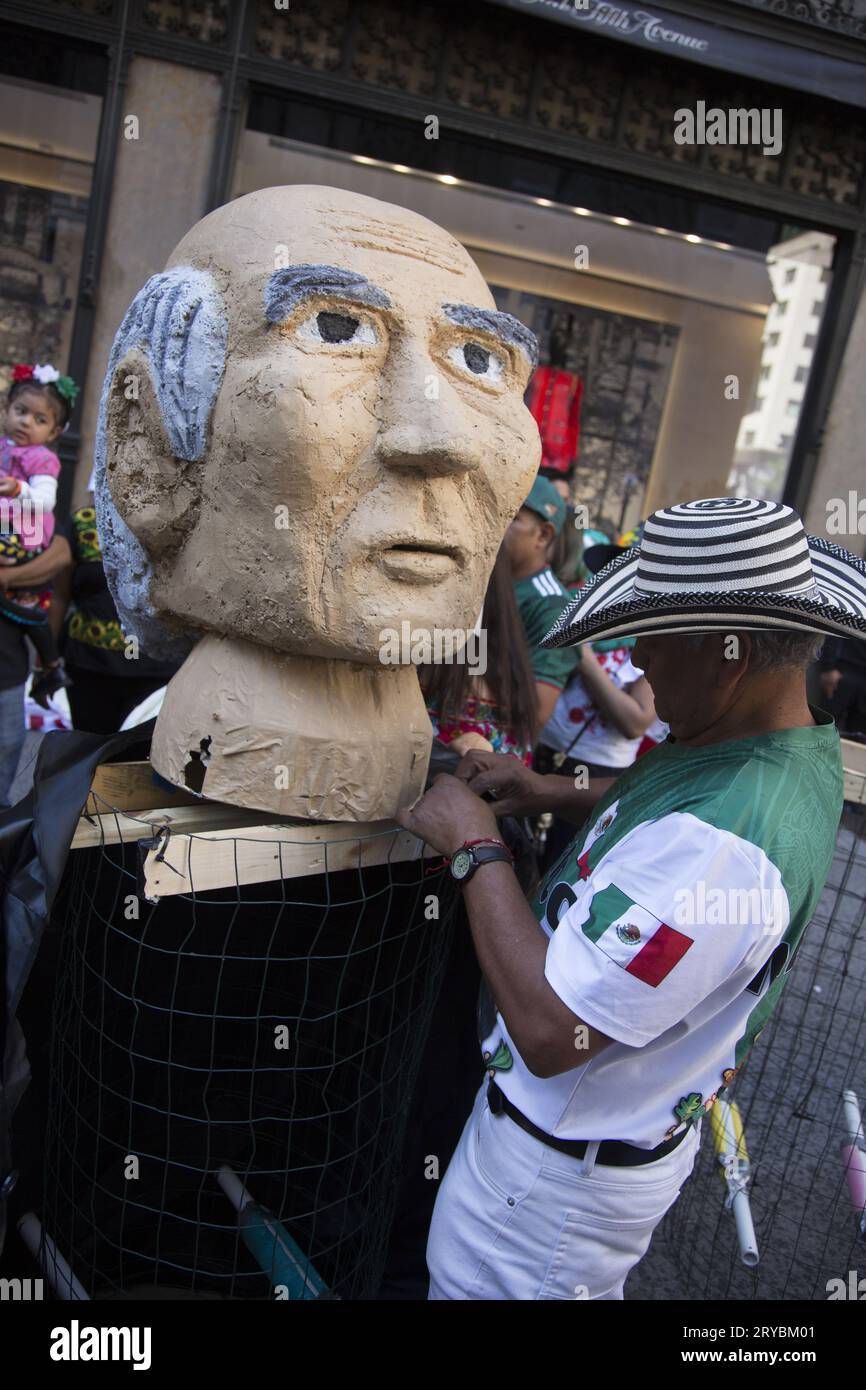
[94,266,228,661]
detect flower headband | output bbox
[11,362,80,405]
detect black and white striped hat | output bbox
[542,497,866,649]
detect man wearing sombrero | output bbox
[398,496,866,1300]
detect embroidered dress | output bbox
[0,438,59,549]
[0,439,61,609]
[63,506,179,684]
[481,710,842,1148]
[428,693,532,766]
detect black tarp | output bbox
[0,720,158,1257]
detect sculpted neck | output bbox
[150,633,432,821]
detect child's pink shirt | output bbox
[0,439,59,549]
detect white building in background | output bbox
[729,230,835,499]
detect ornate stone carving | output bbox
[141,0,228,44]
[786,112,866,204]
[730,0,866,38]
[254,0,349,69]
[621,67,704,167]
[351,1,443,96]
[443,15,532,121]
[535,50,622,142]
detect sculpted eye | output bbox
[447,340,505,383]
[297,309,378,346]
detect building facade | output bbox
[1,0,864,547]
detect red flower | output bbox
[11,364,34,382]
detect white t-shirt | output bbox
[481,713,842,1149]
[541,645,645,768]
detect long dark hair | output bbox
[421,547,538,750]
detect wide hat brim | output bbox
[541,534,866,649]
[583,542,627,575]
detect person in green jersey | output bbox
[398,496,866,1301]
[505,475,579,728]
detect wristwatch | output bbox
[449,839,513,885]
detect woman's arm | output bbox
[0,532,73,590]
[577,652,655,739]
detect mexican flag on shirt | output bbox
[582,884,693,987]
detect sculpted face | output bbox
[103,186,540,663]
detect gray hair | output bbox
[685,630,825,671]
[93,266,228,662]
[747,630,825,672]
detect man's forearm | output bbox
[536,773,615,825]
[460,861,601,1076]
[395,771,612,1075]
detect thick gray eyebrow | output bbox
[265,264,391,322]
[443,303,538,369]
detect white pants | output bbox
[427,1083,699,1300]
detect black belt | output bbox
[487,1080,689,1168]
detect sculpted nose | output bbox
[376,343,484,478]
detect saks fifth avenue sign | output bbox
[493,0,866,110]
[527,2,709,53]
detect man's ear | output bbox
[103,347,202,559]
[717,630,751,686]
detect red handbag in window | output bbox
[527,367,584,477]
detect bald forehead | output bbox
[172,190,490,302]
[318,207,464,274]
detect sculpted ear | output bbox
[103,346,202,560]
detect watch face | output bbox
[451,848,473,881]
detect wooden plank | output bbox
[70,795,434,897]
[140,822,433,899]
[841,737,866,806]
[71,801,294,850]
[85,761,200,815]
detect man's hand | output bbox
[453,749,549,818]
[0,479,20,496]
[396,773,499,856]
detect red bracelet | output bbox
[460,837,513,860]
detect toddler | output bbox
[0,362,78,704]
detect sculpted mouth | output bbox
[385,541,459,558]
[376,540,462,583]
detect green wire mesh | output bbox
[664,800,866,1299]
[42,815,458,1299]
